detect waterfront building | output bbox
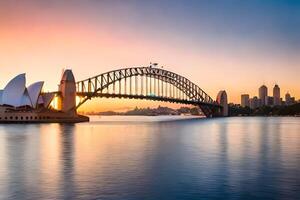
[241,94,250,107]
[285,92,295,106]
[250,96,260,109]
[265,96,274,106]
[273,84,281,106]
[285,92,291,105]
[259,85,268,106]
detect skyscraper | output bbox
[241,94,250,107]
[285,92,295,106]
[265,96,274,106]
[250,96,260,109]
[273,84,281,106]
[259,85,268,106]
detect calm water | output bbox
[0,116,299,200]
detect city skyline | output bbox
[241,83,298,109]
[1,0,299,112]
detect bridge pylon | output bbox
[216,90,228,117]
[58,69,77,115]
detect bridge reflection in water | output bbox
[75,66,228,117]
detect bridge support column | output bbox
[58,69,77,116]
[216,90,228,117]
[199,90,228,118]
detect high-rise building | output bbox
[265,96,274,106]
[285,92,295,106]
[285,92,291,105]
[241,94,250,107]
[273,84,281,106]
[250,96,260,109]
[259,85,268,106]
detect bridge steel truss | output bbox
[75,67,222,117]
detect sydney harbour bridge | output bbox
[73,66,228,118]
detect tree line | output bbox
[229,103,300,116]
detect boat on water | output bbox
[0,69,89,123]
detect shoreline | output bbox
[86,114,300,117]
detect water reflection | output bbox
[59,124,76,199]
[39,124,62,199]
[0,117,299,199]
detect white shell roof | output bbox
[2,73,26,107]
[0,74,45,108]
[27,81,44,108]
[21,89,32,107]
[38,95,44,105]
[41,93,55,108]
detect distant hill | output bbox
[92,106,202,116]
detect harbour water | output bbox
[0,116,299,199]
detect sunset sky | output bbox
[0,0,299,112]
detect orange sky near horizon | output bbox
[0,1,299,112]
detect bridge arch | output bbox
[75,66,223,117]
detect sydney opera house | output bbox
[0,70,89,123]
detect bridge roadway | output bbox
[76,92,222,108]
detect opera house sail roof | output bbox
[2,73,26,107]
[0,73,52,109]
[27,81,44,108]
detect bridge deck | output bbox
[76,92,221,108]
